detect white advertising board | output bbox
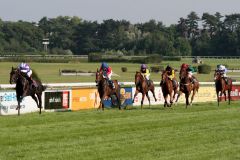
[0,91,40,115]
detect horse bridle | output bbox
[96,71,108,87]
[135,73,144,86]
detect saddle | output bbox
[24,75,38,89]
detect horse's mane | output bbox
[135,71,144,79]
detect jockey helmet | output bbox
[19,62,30,70]
[101,62,109,69]
[219,65,225,70]
[166,65,171,70]
[141,64,147,69]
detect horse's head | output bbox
[135,71,143,86]
[95,68,104,86]
[9,67,19,84]
[179,68,187,80]
[214,71,222,81]
[161,70,168,82]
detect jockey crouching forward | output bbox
[164,65,177,88]
[187,65,197,84]
[216,64,228,84]
[140,64,151,86]
[18,63,37,88]
[100,62,115,89]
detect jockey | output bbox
[165,65,177,88]
[99,62,114,88]
[18,62,37,87]
[140,64,150,86]
[216,64,228,83]
[186,65,197,84]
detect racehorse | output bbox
[176,69,199,108]
[160,70,178,107]
[132,71,157,109]
[9,67,46,115]
[214,71,232,106]
[95,69,121,110]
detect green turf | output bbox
[0,102,240,160]
[1,58,240,84]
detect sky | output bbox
[0,0,240,26]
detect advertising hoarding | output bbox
[0,91,39,115]
[72,88,100,110]
[44,90,70,110]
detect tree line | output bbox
[0,11,240,56]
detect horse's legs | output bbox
[173,89,177,100]
[176,90,182,103]
[228,89,231,105]
[223,91,227,101]
[100,98,105,111]
[16,94,21,116]
[31,94,39,106]
[190,89,196,106]
[36,93,43,114]
[185,93,189,108]
[169,93,173,107]
[132,90,139,103]
[146,92,151,108]
[115,91,121,110]
[217,91,219,107]
[163,94,168,107]
[98,100,102,110]
[150,88,157,102]
[141,93,145,109]
[31,94,40,114]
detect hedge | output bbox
[198,64,211,74]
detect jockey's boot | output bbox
[172,79,177,88]
[29,77,37,89]
[224,77,228,84]
[147,80,151,87]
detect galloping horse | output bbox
[9,67,46,115]
[160,70,178,107]
[132,71,157,109]
[176,69,199,108]
[95,69,121,110]
[214,71,232,106]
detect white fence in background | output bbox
[1,82,240,90]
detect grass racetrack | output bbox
[0,102,240,160]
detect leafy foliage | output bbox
[0,12,240,56]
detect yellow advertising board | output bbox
[72,88,100,110]
[176,86,216,103]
